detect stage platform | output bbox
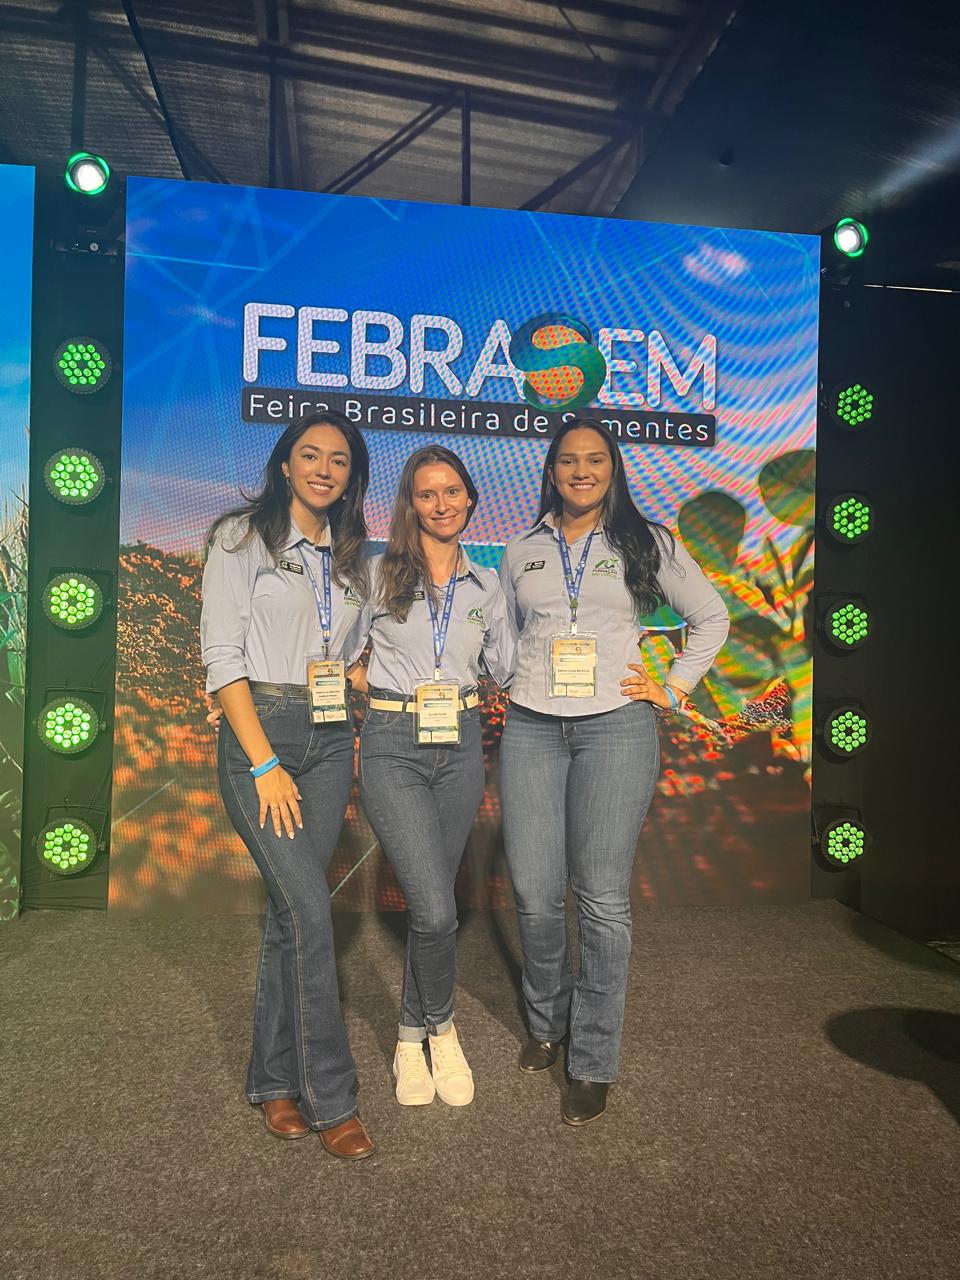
[2,901,958,1280]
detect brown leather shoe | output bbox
[262,1098,311,1140]
[318,1115,376,1160]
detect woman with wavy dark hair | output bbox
[498,417,729,1126]
[201,411,376,1159]
[359,446,513,1109]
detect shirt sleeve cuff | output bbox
[204,654,250,694]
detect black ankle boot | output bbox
[518,1037,561,1073]
[561,1079,609,1125]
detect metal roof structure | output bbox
[0,0,740,214]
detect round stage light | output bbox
[65,151,111,196]
[53,339,112,394]
[42,573,103,631]
[833,218,869,258]
[833,382,875,430]
[44,449,106,505]
[825,599,870,651]
[820,818,868,868]
[827,493,873,544]
[36,697,99,755]
[823,707,870,758]
[36,818,98,877]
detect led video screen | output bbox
[113,177,818,912]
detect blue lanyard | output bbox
[298,545,333,658]
[426,571,458,680]
[557,525,596,634]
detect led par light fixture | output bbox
[35,818,98,876]
[816,814,870,869]
[65,151,111,197]
[822,706,871,759]
[833,218,869,258]
[831,382,875,430]
[819,597,871,652]
[826,493,873,545]
[44,449,105,505]
[53,338,112,394]
[36,696,100,755]
[42,573,104,631]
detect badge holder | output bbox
[306,655,348,723]
[548,633,598,698]
[414,680,461,745]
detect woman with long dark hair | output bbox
[498,417,729,1125]
[359,446,513,1108]
[201,410,376,1159]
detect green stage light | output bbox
[820,818,868,868]
[36,697,99,755]
[823,706,870,758]
[827,494,873,544]
[825,599,870,651]
[36,818,98,877]
[53,338,112,395]
[44,449,105,505]
[42,573,103,631]
[833,382,875,430]
[65,151,111,196]
[834,218,869,258]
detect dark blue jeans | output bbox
[500,699,660,1083]
[358,700,485,1041]
[217,686,357,1131]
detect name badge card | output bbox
[414,681,461,745]
[548,633,598,698]
[306,656,348,723]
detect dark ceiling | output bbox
[1,0,958,281]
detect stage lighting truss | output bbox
[822,706,870,759]
[64,151,111,197]
[817,815,869,869]
[831,382,875,430]
[36,817,99,877]
[44,448,106,505]
[819,596,871,651]
[53,338,112,394]
[36,696,100,755]
[42,572,104,631]
[833,218,869,258]
[826,493,873,545]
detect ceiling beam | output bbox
[0,5,660,137]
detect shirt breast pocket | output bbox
[252,570,306,619]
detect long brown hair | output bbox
[377,446,478,621]
[208,411,370,596]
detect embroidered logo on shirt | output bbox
[279,559,304,575]
[592,556,621,577]
[412,589,425,601]
[344,584,362,609]
[466,606,486,628]
[523,560,546,572]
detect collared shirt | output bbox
[499,515,729,717]
[366,550,515,695]
[200,515,371,693]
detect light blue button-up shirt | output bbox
[499,516,729,717]
[200,516,371,693]
[366,550,515,695]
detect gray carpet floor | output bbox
[2,901,958,1280]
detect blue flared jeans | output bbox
[358,700,485,1042]
[217,686,358,1131]
[499,699,660,1083]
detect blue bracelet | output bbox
[250,754,280,778]
[663,685,680,714]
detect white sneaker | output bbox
[393,1041,436,1106]
[428,1025,475,1106]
